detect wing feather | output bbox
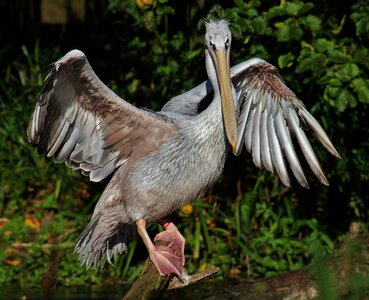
[251,97,262,168]
[233,59,340,187]
[275,107,309,188]
[55,125,80,162]
[234,92,252,155]
[287,108,329,185]
[47,119,68,157]
[298,110,341,159]
[268,114,290,187]
[28,50,177,182]
[244,108,254,153]
[260,107,274,172]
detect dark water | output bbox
[0,280,234,300]
[1,285,127,300]
[4,281,368,300]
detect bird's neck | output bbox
[205,49,220,97]
[190,50,230,149]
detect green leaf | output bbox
[268,6,284,18]
[352,47,369,64]
[328,50,350,64]
[329,78,343,87]
[252,16,268,35]
[249,44,269,58]
[335,63,360,82]
[234,0,245,8]
[155,5,175,16]
[323,87,341,111]
[169,32,184,50]
[284,2,301,16]
[346,89,357,108]
[332,89,353,112]
[327,85,342,99]
[336,89,356,112]
[185,48,202,60]
[351,9,369,36]
[275,19,303,42]
[290,25,303,40]
[246,8,258,17]
[276,22,290,42]
[314,38,334,53]
[317,70,334,85]
[295,54,323,74]
[299,2,314,15]
[278,52,295,69]
[351,78,369,103]
[303,15,321,31]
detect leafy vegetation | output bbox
[0,0,368,296]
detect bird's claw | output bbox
[180,268,191,285]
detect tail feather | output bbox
[74,211,136,268]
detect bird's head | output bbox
[205,19,237,152]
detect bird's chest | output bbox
[125,124,228,221]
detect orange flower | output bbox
[24,215,41,229]
[229,267,241,277]
[4,247,13,253]
[4,259,21,266]
[4,230,12,236]
[136,0,153,10]
[0,217,10,229]
[199,263,208,272]
[181,204,193,216]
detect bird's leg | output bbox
[156,218,186,267]
[136,219,182,279]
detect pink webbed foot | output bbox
[155,221,185,267]
[136,218,186,280]
[148,241,182,278]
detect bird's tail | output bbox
[74,211,136,268]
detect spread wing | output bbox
[233,58,341,188]
[28,50,177,182]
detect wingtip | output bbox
[332,149,342,160]
[300,179,310,189]
[325,143,341,160]
[321,176,330,187]
[298,109,342,161]
[316,170,330,186]
[280,174,291,188]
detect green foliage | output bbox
[177,173,337,280]
[0,0,368,296]
[219,0,369,112]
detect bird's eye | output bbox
[209,40,216,51]
[225,38,229,48]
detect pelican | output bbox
[27,19,340,280]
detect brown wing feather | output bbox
[27,50,177,182]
